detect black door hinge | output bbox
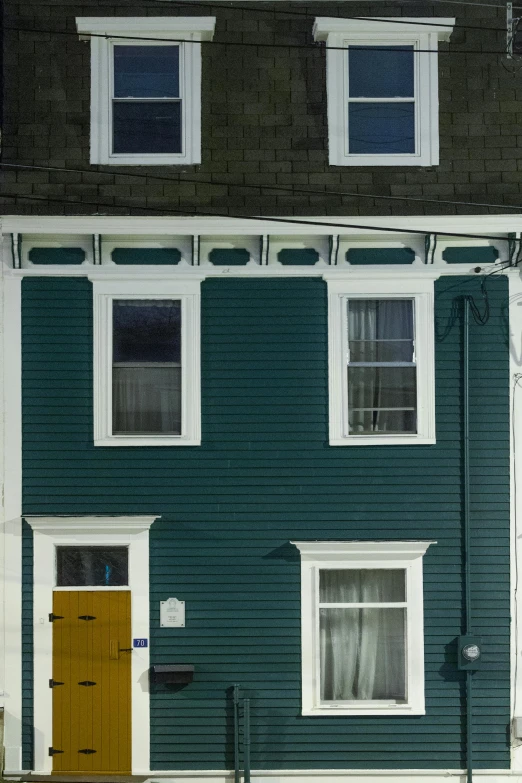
[49,613,64,622]
[49,679,64,688]
[49,747,64,756]
[78,615,96,621]
[78,749,97,754]
[78,680,96,687]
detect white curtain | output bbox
[113,365,181,434]
[320,570,406,701]
[112,299,182,435]
[347,299,416,434]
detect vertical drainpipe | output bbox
[463,296,473,783]
[233,685,240,783]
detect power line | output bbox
[118,0,510,20]
[0,190,518,243]
[4,161,522,215]
[4,24,508,57]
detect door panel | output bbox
[52,591,131,774]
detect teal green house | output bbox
[1,2,521,780]
[0,214,518,783]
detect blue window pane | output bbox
[349,46,414,98]
[114,45,179,98]
[349,102,415,154]
[113,300,181,363]
[113,101,182,154]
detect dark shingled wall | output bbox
[2,1,520,217]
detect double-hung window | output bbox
[76,17,216,165]
[93,279,201,446]
[326,277,435,445]
[313,18,454,166]
[112,45,182,156]
[293,540,434,716]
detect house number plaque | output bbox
[160,597,185,627]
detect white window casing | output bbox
[313,18,455,167]
[292,540,435,716]
[92,278,201,446]
[76,17,216,166]
[325,275,436,446]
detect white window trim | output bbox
[92,278,201,446]
[25,515,158,775]
[76,17,216,166]
[313,18,454,167]
[292,540,435,717]
[325,275,436,446]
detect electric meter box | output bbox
[458,635,483,670]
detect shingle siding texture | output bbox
[2,1,519,216]
[21,274,510,769]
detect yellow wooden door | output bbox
[51,591,132,774]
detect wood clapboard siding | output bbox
[21,274,510,770]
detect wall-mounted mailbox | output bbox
[151,664,195,685]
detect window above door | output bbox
[76,17,216,165]
[313,18,455,167]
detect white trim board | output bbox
[25,515,158,775]
[1,272,23,773]
[3,215,522,235]
[509,272,522,770]
[142,771,522,783]
[3,771,520,783]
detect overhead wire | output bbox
[0,190,519,243]
[3,24,507,56]
[4,161,522,216]
[112,0,510,22]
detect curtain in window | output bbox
[319,570,406,701]
[347,299,416,434]
[113,365,181,434]
[112,299,182,435]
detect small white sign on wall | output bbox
[160,597,185,627]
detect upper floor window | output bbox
[325,275,436,445]
[92,279,201,446]
[76,17,216,165]
[313,18,455,167]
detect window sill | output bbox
[93,153,201,166]
[94,435,201,447]
[329,435,436,446]
[302,705,426,716]
[330,153,437,167]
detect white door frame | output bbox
[25,515,157,775]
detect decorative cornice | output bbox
[291,540,436,560]
[76,16,216,39]
[25,515,159,533]
[2,215,521,236]
[313,17,456,41]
